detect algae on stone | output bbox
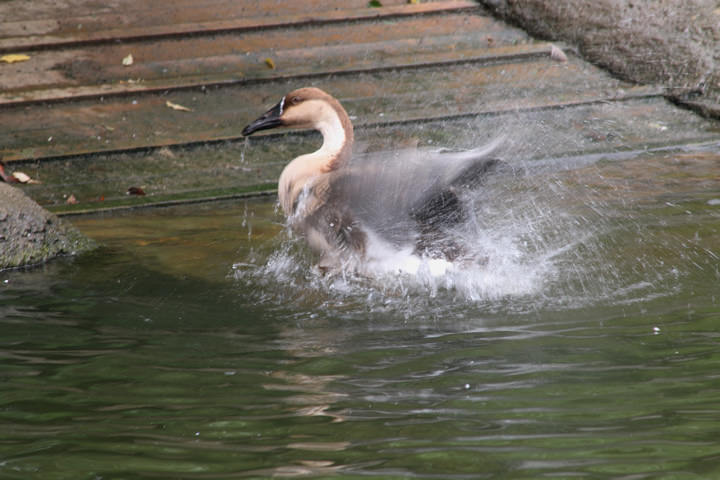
[0,183,95,270]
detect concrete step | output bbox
[15,97,719,215]
[0,1,478,53]
[1,49,652,162]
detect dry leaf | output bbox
[407,0,419,4]
[550,45,568,63]
[264,57,275,69]
[12,171,30,183]
[157,147,176,158]
[66,194,79,205]
[127,186,146,196]
[165,100,193,112]
[1,54,30,64]
[11,171,41,184]
[122,54,134,66]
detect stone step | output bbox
[13,96,717,215]
[0,1,478,53]
[1,50,647,162]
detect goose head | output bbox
[242,88,355,215]
[242,87,352,140]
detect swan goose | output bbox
[242,87,504,271]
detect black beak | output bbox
[242,100,284,136]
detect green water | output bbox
[2,149,720,479]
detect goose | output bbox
[242,87,507,273]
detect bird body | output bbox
[242,87,505,273]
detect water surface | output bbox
[1,146,720,479]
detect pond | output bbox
[1,144,719,479]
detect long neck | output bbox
[278,102,353,215]
[314,101,353,170]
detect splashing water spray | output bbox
[234,77,700,311]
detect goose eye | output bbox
[290,96,302,105]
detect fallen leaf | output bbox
[122,53,134,66]
[11,171,30,183]
[1,54,30,64]
[165,100,193,112]
[157,147,176,158]
[11,171,41,184]
[550,45,568,62]
[127,186,146,196]
[368,0,383,6]
[66,194,79,205]
[264,57,275,69]
[407,0,419,3]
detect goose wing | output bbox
[332,142,508,247]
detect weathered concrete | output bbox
[0,182,95,269]
[479,0,720,117]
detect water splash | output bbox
[232,122,717,313]
[233,169,594,310]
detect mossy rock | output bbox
[0,183,95,270]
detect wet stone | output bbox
[0,183,95,269]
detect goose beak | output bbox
[242,100,284,136]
